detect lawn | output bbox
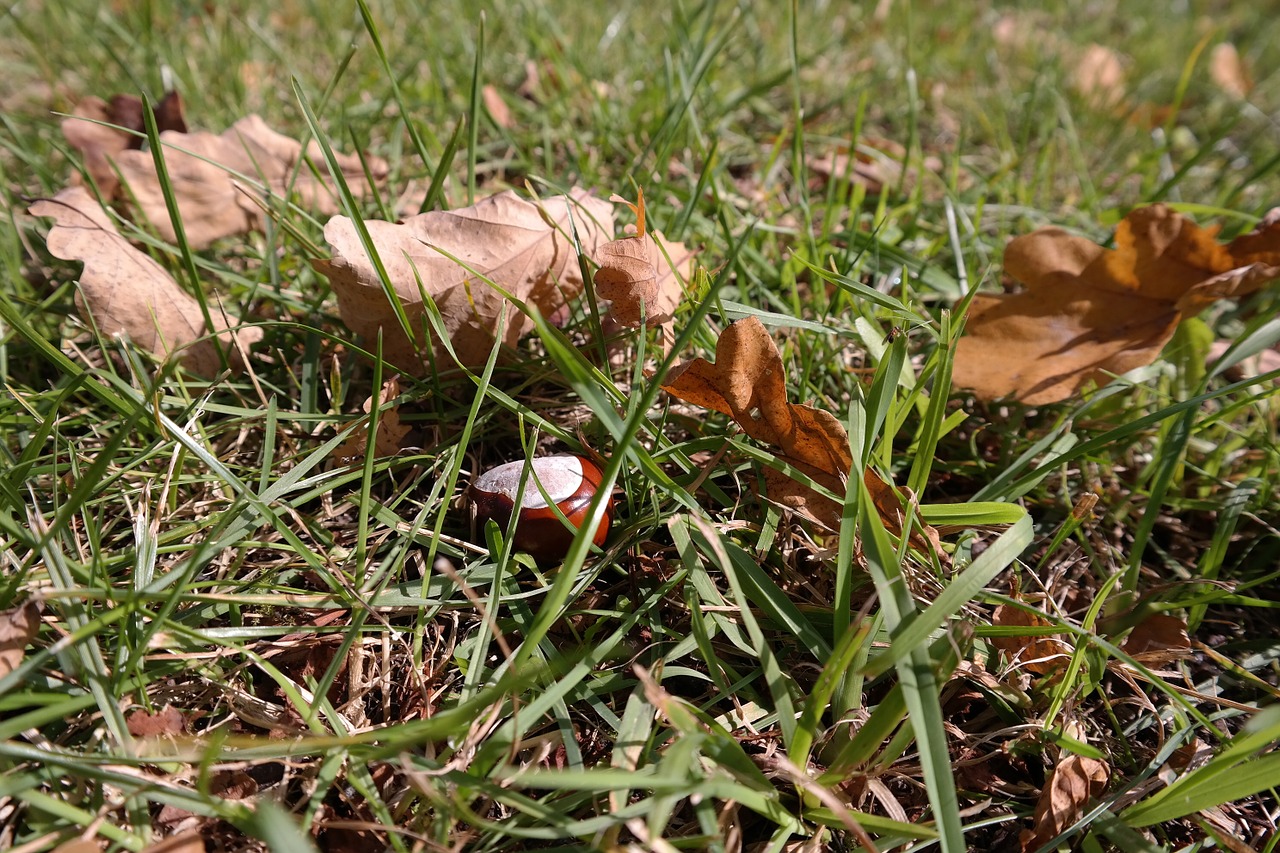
[2,0,1279,851]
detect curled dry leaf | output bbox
[0,600,40,679]
[331,376,411,465]
[1020,750,1110,851]
[63,99,388,249]
[990,602,1072,675]
[593,190,695,333]
[1120,613,1191,666]
[954,204,1280,404]
[315,189,614,373]
[29,187,261,376]
[661,316,942,556]
[62,90,187,197]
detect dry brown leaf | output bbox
[593,190,695,333]
[114,114,388,248]
[315,189,614,372]
[51,841,102,853]
[954,204,1280,404]
[29,187,261,376]
[1209,43,1253,100]
[806,138,942,196]
[62,91,187,196]
[991,603,1071,675]
[0,601,40,680]
[331,376,411,465]
[661,317,941,555]
[141,833,205,853]
[1073,43,1127,108]
[126,704,187,738]
[1020,751,1109,850]
[1121,613,1191,666]
[482,83,514,129]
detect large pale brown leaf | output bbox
[315,189,614,372]
[29,186,261,375]
[111,114,388,249]
[662,317,941,554]
[954,205,1280,404]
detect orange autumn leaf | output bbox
[661,316,941,555]
[315,189,613,373]
[954,205,1280,404]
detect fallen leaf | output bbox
[991,602,1071,675]
[51,842,102,853]
[1209,43,1252,100]
[1121,613,1191,666]
[593,190,695,336]
[0,601,40,679]
[662,317,941,554]
[141,833,205,853]
[806,138,942,196]
[331,375,411,465]
[1207,339,1280,381]
[482,83,514,129]
[29,186,261,376]
[119,114,389,248]
[315,189,614,372]
[126,704,186,738]
[953,205,1280,403]
[1073,43,1127,108]
[1020,751,1109,850]
[62,91,187,196]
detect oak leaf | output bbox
[1021,748,1109,850]
[1120,613,1191,666]
[29,187,261,375]
[661,316,941,555]
[331,376,411,465]
[990,602,1072,675]
[61,97,388,249]
[61,91,187,197]
[954,205,1280,404]
[593,191,695,335]
[0,601,40,680]
[315,189,614,373]
[118,115,388,248]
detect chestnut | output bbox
[469,454,613,563]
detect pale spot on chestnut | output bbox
[468,454,613,563]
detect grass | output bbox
[2,0,1280,850]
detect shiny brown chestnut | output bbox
[468,455,613,563]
